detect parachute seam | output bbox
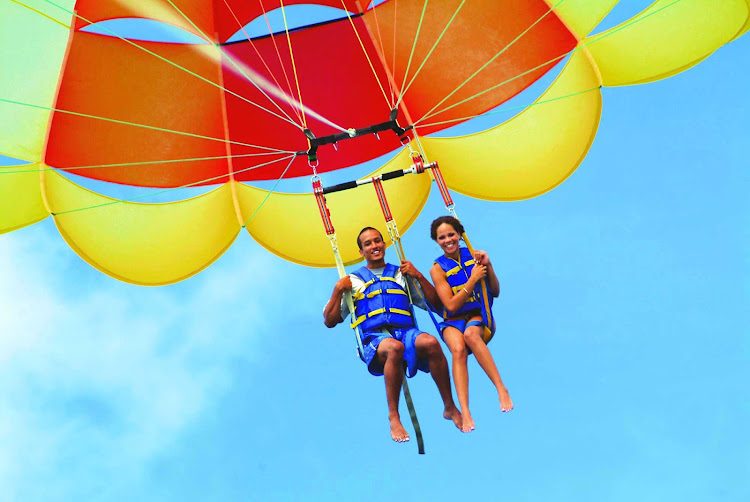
[242,155,296,227]
[164,0,301,128]
[0,97,293,154]
[49,154,296,216]
[417,0,683,124]
[416,0,568,125]
[341,0,392,110]
[222,0,303,124]
[396,0,466,108]
[36,0,302,130]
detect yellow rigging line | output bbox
[340,0,393,111]
[415,0,567,125]
[279,0,308,127]
[255,0,305,124]
[222,0,303,124]
[164,0,301,128]
[33,0,303,130]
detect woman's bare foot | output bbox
[460,412,476,433]
[443,406,462,430]
[389,415,410,442]
[499,387,513,412]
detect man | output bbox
[324,227,462,442]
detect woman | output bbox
[429,215,513,432]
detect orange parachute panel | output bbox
[46,0,576,187]
[73,0,373,43]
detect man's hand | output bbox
[400,260,421,279]
[335,275,352,292]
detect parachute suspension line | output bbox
[417,0,682,125]
[10,0,68,29]
[219,0,302,124]
[36,0,303,130]
[51,154,295,216]
[165,0,301,129]
[392,0,399,105]
[415,0,567,125]
[397,0,429,107]
[0,97,295,154]
[241,155,296,227]
[395,0,466,108]
[278,0,308,127]
[417,85,602,129]
[0,152,293,176]
[312,177,366,358]
[253,0,304,124]
[341,1,392,110]
[367,0,396,106]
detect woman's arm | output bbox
[474,251,500,298]
[430,262,487,316]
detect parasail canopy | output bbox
[1,0,747,284]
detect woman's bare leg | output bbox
[464,322,513,412]
[442,327,474,432]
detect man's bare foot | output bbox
[389,416,410,442]
[499,388,514,412]
[443,406,462,430]
[460,413,476,433]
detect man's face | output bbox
[358,229,386,264]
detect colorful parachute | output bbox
[1,0,747,284]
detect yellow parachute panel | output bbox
[238,148,431,268]
[0,0,74,161]
[0,163,48,233]
[585,0,750,86]
[542,0,618,39]
[43,170,240,285]
[419,48,601,201]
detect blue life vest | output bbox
[350,264,414,331]
[434,247,494,322]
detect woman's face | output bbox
[435,223,461,256]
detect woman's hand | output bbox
[474,250,491,267]
[470,263,487,284]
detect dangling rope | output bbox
[370,177,425,455]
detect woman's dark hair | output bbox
[430,216,464,241]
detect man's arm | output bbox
[323,276,352,328]
[400,260,442,311]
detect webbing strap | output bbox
[313,178,335,235]
[401,376,425,455]
[460,232,494,344]
[430,161,454,208]
[370,178,428,456]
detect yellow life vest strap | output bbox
[443,259,475,277]
[353,288,407,300]
[350,306,412,329]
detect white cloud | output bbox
[0,227,279,501]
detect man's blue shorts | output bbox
[360,327,430,378]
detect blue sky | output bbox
[1,3,748,501]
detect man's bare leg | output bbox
[442,327,474,432]
[374,338,410,442]
[414,333,462,430]
[464,324,513,412]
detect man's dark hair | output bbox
[357,227,383,250]
[430,215,465,241]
